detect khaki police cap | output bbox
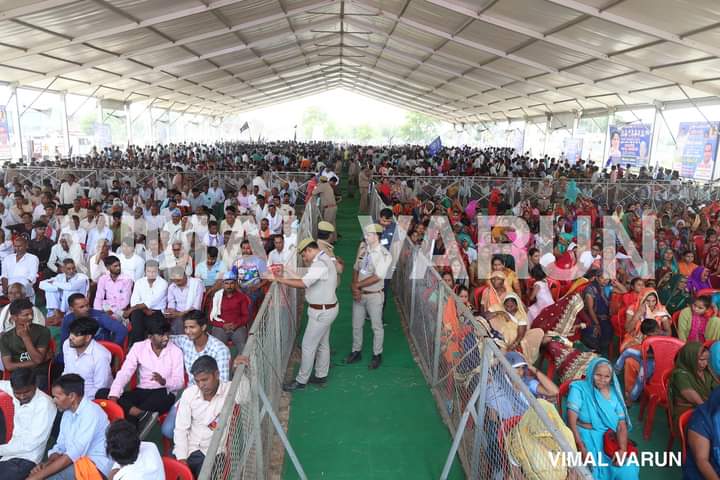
[297,237,315,253]
[319,175,328,182]
[365,223,384,234]
[317,221,335,232]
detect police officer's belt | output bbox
[361,290,383,294]
[308,302,338,310]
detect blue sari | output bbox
[567,357,639,480]
[684,387,720,479]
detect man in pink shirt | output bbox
[93,256,133,323]
[107,317,184,438]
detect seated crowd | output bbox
[377,160,720,479]
[0,144,336,479]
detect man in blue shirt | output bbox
[28,374,112,480]
[59,293,127,362]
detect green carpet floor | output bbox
[281,192,463,480]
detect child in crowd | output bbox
[615,318,666,401]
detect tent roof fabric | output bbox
[2,0,719,121]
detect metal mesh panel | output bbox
[198,195,319,480]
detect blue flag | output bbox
[428,136,442,157]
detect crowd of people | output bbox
[365,146,720,478]
[1,138,720,479]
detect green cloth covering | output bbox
[669,342,718,424]
[658,274,690,315]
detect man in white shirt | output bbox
[206,180,225,213]
[38,259,89,323]
[166,268,205,334]
[87,179,103,204]
[116,237,145,281]
[1,236,39,302]
[268,234,292,267]
[162,209,184,245]
[106,420,163,480]
[86,214,113,258]
[58,174,82,207]
[265,203,282,235]
[48,234,87,275]
[61,317,112,400]
[144,203,165,233]
[174,355,232,478]
[126,261,168,346]
[0,367,57,480]
[252,170,268,195]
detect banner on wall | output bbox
[563,137,583,165]
[673,121,719,181]
[605,123,651,168]
[0,107,10,159]
[93,123,112,148]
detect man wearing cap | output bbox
[312,176,337,241]
[346,224,392,369]
[269,238,338,391]
[317,221,344,280]
[209,271,251,351]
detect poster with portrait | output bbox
[0,106,10,159]
[606,123,651,168]
[673,121,719,181]
[563,137,583,165]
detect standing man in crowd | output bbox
[346,224,392,369]
[0,368,57,480]
[358,164,371,214]
[312,176,337,241]
[270,238,338,391]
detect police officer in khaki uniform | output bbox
[346,224,392,369]
[317,221,344,279]
[271,238,339,391]
[312,175,337,241]
[358,165,371,214]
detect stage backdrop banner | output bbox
[563,137,583,165]
[673,121,720,181]
[606,123,651,168]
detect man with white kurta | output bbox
[38,259,89,324]
[269,238,338,391]
[346,224,392,370]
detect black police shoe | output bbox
[345,351,362,364]
[309,374,328,385]
[283,380,306,392]
[369,354,382,370]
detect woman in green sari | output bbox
[658,274,690,315]
[669,342,719,429]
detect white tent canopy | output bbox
[1,0,719,122]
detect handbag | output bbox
[603,429,639,458]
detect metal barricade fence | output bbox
[197,191,320,480]
[369,190,591,479]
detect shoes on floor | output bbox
[283,380,306,392]
[369,354,382,370]
[308,375,327,385]
[345,351,362,364]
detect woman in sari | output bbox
[658,274,690,315]
[567,357,639,480]
[481,291,545,365]
[669,342,719,430]
[655,248,678,285]
[481,270,508,314]
[689,266,713,296]
[487,256,522,297]
[705,243,720,275]
[582,274,613,354]
[624,288,671,338]
[684,387,720,479]
[678,296,720,343]
[507,398,577,480]
[440,286,473,367]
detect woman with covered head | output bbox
[566,357,640,480]
[658,273,690,315]
[669,342,719,432]
[688,266,713,296]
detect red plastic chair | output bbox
[0,390,14,443]
[93,399,125,421]
[679,408,694,462]
[98,340,125,376]
[670,310,681,335]
[557,377,584,417]
[638,336,684,440]
[163,457,193,480]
